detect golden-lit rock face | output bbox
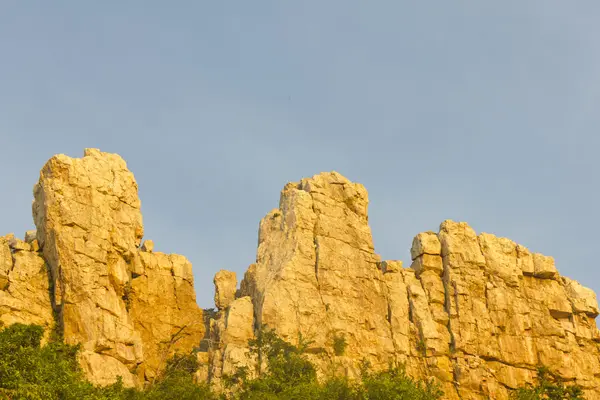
[207,172,600,400]
[3,150,600,399]
[0,234,54,334]
[28,149,204,387]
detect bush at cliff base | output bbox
[511,367,584,400]
[0,323,216,400]
[0,323,101,400]
[0,323,587,400]
[223,327,444,400]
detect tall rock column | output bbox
[207,270,255,391]
[239,172,395,376]
[32,148,146,386]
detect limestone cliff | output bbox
[1,149,204,387]
[0,233,53,333]
[2,150,600,399]
[206,172,600,400]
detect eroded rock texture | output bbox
[27,149,204,386]
[0,233,54,333]
[128,249,204,382]
[3,150,600,399]
[206,171,600,400]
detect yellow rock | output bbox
[3,150,600,399]
[213,270,237,310]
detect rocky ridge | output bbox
[1,149,599,399]
[205,172,600,400]
[2,149,204,387]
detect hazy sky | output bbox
[1,2,599,308]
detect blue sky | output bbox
[1,1,599,308]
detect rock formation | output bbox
[2,149,204,387]
[206,172,600,400]
[0,233,54,333]
[2,149,600,399]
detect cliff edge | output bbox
[205,171,600,399]
[2,149,204,387]
[1,149,599,399]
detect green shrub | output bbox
[226,325,443,400]
[139,352,216,400]
[358,365,443,400]
[332,334,347,357]
[0,323,126,400]
[0,323,213,400]
[229,327,318,399]
[0,323,444,400]
[512,367,584,400]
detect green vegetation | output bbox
[511,367,584,400]
[332,334,347,357]
[0,323,116,400]
[223,326,443,400]
[0,323,586,400]
[0,323,215,400]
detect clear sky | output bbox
[1,1,599,308]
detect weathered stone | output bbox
[0,247,54,334]
[26,148,204,387]
[141,240,154,252]
[214,270,237,310]
[30,240,40,252]
[24,230,37,244]
[411,254,443,276]
[32,148,144,386]
[195,352,210,383]
[563,277,599,317]
[207,173,600,399]
[242,172,394,378]
[3,151,600,399]
[478,233,522,287]
[7,236,31,252]
[0,237,11,290]
[516,244,535,276]
[206,295,256,392]
[222,297,254,345]
[533,253,558,279]
[129,251,204,381]
[411,231,441,260]
[80,351,136,387]
[380,260,402,274]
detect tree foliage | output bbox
[0,323,120,399]
[0,323,214,400]
[0,323,585,400]
[224,326,443,400]
[511,367,584,400]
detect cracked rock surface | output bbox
[0,234,54,334]
[3,151,600,399]
[16,148,204,387]
[207,172,600,400]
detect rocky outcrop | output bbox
[206,172,600,400]
[128,249,204,382]
[214,270,238,311]
[3,150,600,398]
[32,149,146,386]
[231,173,391,374]
[0,149,205,387]
[0,233,54,333]
[203,270,255,390]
